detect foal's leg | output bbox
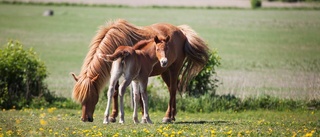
[140,79,153,124]
[132,81,140,124]
[103,77,120,124]
[109,81,119,123]
[118,78,132,124]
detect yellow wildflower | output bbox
[40,113,46,118]
[47,107,56,113]
[15,119,21,124]
[40,119,47,126]
[226,130,232,135]
[143,128,150,133]
[6,130,13,136]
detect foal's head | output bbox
[154,35,170,67]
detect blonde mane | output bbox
[72,19,151,103]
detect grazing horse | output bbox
[71,19,209,123]
[98,36,170,124]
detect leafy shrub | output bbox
[251,0,262,9]
[0,40,53,109]
[186,49,221,97]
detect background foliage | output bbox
[0,41,52,109]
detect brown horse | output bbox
[98,36,170,124]
[71,19,209,122]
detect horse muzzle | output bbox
[81,117,94,122]
[160,58,168,67]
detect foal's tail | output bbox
[178,25,210,92]
[103,50,130,62]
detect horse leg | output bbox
[118,79,132,124]
[160,71,173,123]
[132,81,140,124]
[140,79,153,124]
[103,80,118,124]
[109,81,119,123]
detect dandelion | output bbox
[15,119,21,124]
[112,132,119,137]
[171,131,176,136]
[162,132,169,137]
[40,113,46,118]
[47,107,56,113]
[226,130,232,135]
[6,130,13,136]
[211,129,216,135]
[40,119,47,126]
[132,130,137,134]
[143,128,150,134]
[268,128,273,134]
[177,130,183,135]
[305,130,315,137]
[39,128,44,131]
[157,128,163,134]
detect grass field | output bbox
[0,108,319,136]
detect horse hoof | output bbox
[162,117,172,123]
[141,119,147,124]
[103,118,109,124]
[133,117,139,124]
[109,117,116,123]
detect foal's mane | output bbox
[73,19,150,103]
[132,39,153,50]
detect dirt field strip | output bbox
[10,0,320,8]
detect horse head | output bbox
[71,73,99,122]
[154,35,170,67]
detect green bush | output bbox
[251,0,262,9]
[0,40,52,109]
[186,49,221,97]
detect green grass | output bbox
[0,108,319,136]
[0,4,320,99]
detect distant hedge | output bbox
[0,41,53,109]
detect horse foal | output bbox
[99,35,169,124]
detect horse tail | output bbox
[178,25,209,92]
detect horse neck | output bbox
[136,45,158,65]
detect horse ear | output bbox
[154,35,160,43]
[165,36,170,42]
[71,73,79,82]
[91,74,99,82]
